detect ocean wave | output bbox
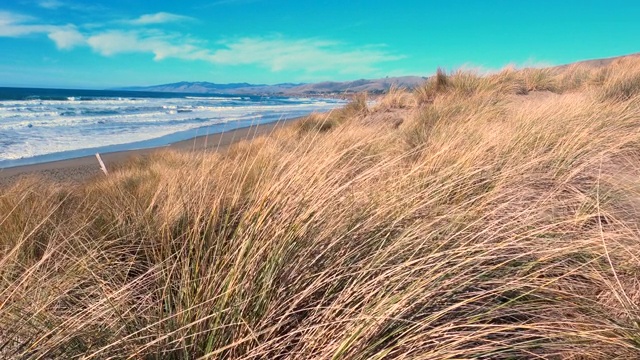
[0,95,343,163]
[185,96,242,100]
[0,98,149,107]
[0,113,266,162]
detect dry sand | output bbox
[0,119,297,187]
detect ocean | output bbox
[0,87,344,168]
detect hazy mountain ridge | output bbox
[117,76,427,96]
[116,53,640,96]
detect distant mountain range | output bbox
[115,53,640,97]
[116,76,427,96]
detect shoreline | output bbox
[0,118,299,186]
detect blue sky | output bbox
[0,0,639,88]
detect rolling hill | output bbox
[116,53,640,96]
[116,76,427,96]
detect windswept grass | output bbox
[599,58,640,101]
[2,58,640,358]
[372,85,416,110]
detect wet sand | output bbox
[0,119,297,186]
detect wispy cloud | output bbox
[84,32,402,75]
[456,59,556,76]
[37,0,63,9]
[202,0,261,6]
[47,26,84,49]
[86,30,207,61]
[34,0,105,12]
[0,10,403,77]
[0,11,85,49]
[127,12,194,26]
[0,11,49,36]
[209,36,403,74]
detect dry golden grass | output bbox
[2,58,640,358]
[372,85,416,110]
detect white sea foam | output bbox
[0,95,344,163]
[185,96,242,100]
[0,98,148,109]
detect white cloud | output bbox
[209,37,403,74]
[35,0,105,12]
[86,30,206,61]
[86,31,141,56]
[0,11,30,24]
[205,0,260,6]
[0,11,83,49]
[128,12,193,25]
[455,59,556,76]
[0,11,56,36]
[38,0,64,9]
[83,33,401,76]
[47,26,85,49]
[0,10,403,77]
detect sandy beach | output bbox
[0,119,297,187]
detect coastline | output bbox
[0,117,299,186]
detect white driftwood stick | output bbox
[95,153,109,175]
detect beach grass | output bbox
[2,57,640,358]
